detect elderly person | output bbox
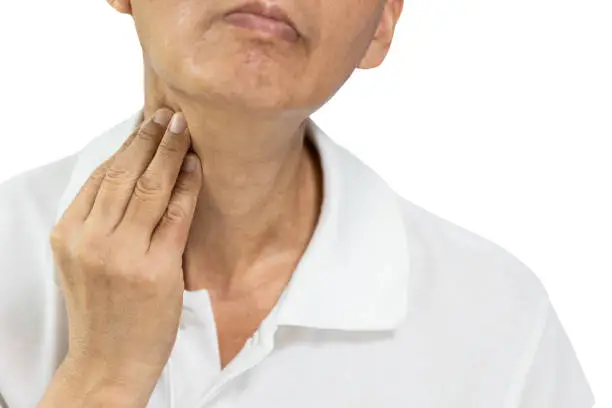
[0,0,594,407]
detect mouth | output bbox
[223,1,300,42]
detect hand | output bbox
[47,108,201,402]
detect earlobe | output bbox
[357,0,403,69]
[357,41,390,70]
[107,0,132,15]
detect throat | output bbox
[208,276,289,369]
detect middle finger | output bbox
[118,111,193,237]
[87,108,174,230]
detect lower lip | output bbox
[223,12,299,42]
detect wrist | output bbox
[58,354,159,408]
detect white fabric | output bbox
[0,108,595,408]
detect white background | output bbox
[0,0,610,405]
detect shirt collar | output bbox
[54,108,411,332]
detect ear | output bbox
[107,0,132,15]
[358,0,404,69]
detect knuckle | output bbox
[118,131,138,152]
[70,228,112,267]
[104,166,132,186]
[164,202,188,223]
[50,221,81,254]
[173,175,195,194]
[113,262,161,291]
[137,125,162,142]
[49,224,68,251]
[105,259,140,281]
[90,164,108,183]
[74,248,103,270]
[134,175,163,200]
[74,236,105,265]
[76,165,108,197]
[158,139,183,157]
[133,270,160,289]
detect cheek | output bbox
[317,4,380,67]
[302,18,377,98]
[132,1,204,55]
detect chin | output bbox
[225,89,298,113]
[171,63,300,112]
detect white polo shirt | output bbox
[0,109,595,408]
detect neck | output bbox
[141,65,323,295]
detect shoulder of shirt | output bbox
[0,153,78,289]
[391,195,566,399]
[393,193,552,350]
[395,195,548,306]
[392,195,593,407]
[0,153,78,237]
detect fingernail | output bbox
[182,155,198,172]
[154,108,173,127]
[169,112,187,134]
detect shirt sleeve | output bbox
[505,299,596,408]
